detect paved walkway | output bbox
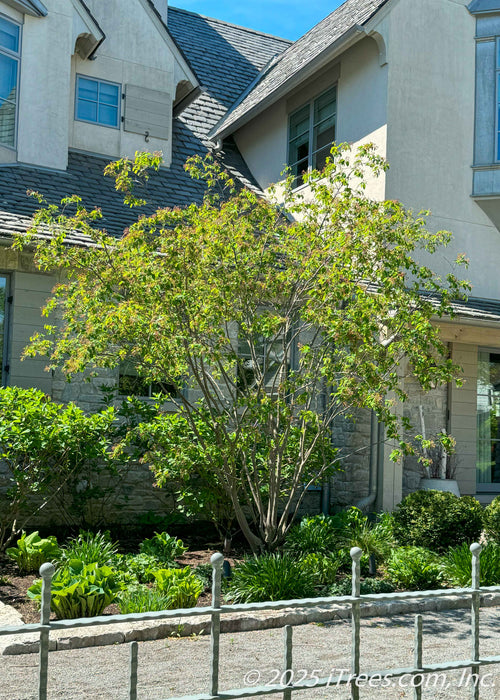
[1,608,500,699]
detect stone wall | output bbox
[401,378,449,498]
[330,408,373,508]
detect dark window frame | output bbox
[287,85,337,188]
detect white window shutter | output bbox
[123,84,172,141]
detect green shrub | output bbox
[0,386,127,551]
[285,515,340,556]
[153,567,204,608]
[27,560,120,619]
[229,554,316,603]
[442,543,500,587]
[328,578,396,596]
[193,563,213,590]
[6,531,60,574]
[484,496,500,543]
[139,531,187,563]
[286,509,393,567]
[386,547,444,591]
[118,585,172,614]
[299,553,340,586]
[337,509,394,563]
[114,552,161,584]
[61,531,118,567]
[392,491,484,552]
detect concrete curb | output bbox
[2,592,500,655]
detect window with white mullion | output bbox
[76,75,121,129]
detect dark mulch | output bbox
[0,549,243,625]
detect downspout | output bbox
[321,378,330,515]
[355,410,379,511]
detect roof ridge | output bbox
[168,6,292,44]
[265,0,386,64]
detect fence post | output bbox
[129,640,138,700]
[210,552,224,697]
[350,547,362,700]
[413,614,423,700]
[38,562,55,700]
[283,625,293,700]
[470,543,482,700]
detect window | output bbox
[0,274,10,386]
[477,350,500,487]
[75,75,121,128]
[288,86,337,187]
[118,361,178,399]
[237,337,287,393]
[0,15,20,148]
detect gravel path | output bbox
[1,608,500,700]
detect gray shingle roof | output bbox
[450,297,500,322]
[210,0,390,140]
[0,6,290,239]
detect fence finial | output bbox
[350,547,362,562]
[40,562,56,577]
[211,552,224,569]
[351,547,362,599]
[470,542,482,591]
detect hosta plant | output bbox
[153,567,204,608]
[6,531,60,574]
[27,559,121,619]
[114,552,161,584]
[139,531,187,564]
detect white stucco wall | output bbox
[384,0,498,300]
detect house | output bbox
[1,0,500,521]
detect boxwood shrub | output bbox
[392,490,483,552]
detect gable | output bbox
[210,0,391,141]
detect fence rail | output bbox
[1,544,500,699]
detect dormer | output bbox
[0,0,199,171]
[68,0,199,166]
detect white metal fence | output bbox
[1,544,500,699]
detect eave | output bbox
[2,0,47,16]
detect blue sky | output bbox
[172,1,345,40]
